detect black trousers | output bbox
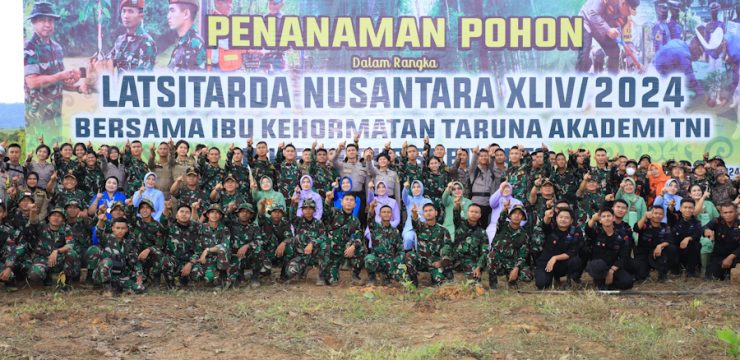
[675,240,701,276]
[478,205,492,228]
[585,259,634,290]
[633,245,678,281]
[534,255,582,290]
[706,255,739,280]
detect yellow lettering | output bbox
[459,18,481,49]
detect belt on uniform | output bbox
[471,192,491,197]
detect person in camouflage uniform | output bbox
[209,175,246,223]
[63,200,92,281]
[92,214,145,294]
[308,146,337,198]
[167,0,206,71]
[282,199,325,284]
[170,167,209,217]
[399,143,424,187]
[402,203,453,287]
[275,144,301,206]
[475,204,532,289]
[198,147,224,192]
[225,145,253,199]
[49,172,88,209]
[421,157,448,222]
[74,151,104,202]
[19,207,79,289]
[506,146,531,201]
[24,2,84,139]
[590,148,613,196]
[191,203,231,285]
[51,143,78,183]
[0,203,23,288]
[364,203,403,286]
[159,203,203,288]
[123,141,148,196]
[549,151,582,205]
[227,202,264,287]
[87,201,129,272]
[452,203,487,281]
[246,140,278,186]
[128,199,166,285]
[107,0,157,72]
[322,191,364,285]
[526,178,559,263]
[576,173,610,232]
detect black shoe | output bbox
[351,271,363,286]
[658,272,668,282]
[443,268,454,282]
[488,275,498,290]
[43,275,53,287]
[4,278,18,292]
[410,273,419,288]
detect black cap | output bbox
[626,159,638,167]
[27,2,60,21]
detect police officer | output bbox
[24,2,84,139]
[652,2,671,52]
[667,0,683,41]
[107,0,157,72]
[167,0,206,71]
[576,0,640,74]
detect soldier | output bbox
[535,207,583,290]
[64,200,93,283]
[209,174,245,222]
[703,203,740,280]
[123,140,149,197]
[474,204,532,289]
[652,1,671,52]
[107,0,157,72]
[307,146,337,198]
[666,199,703,277]
[24,2,84,139]
[576,0,640,74]
[192,203,231,286]
[633,206,677,281]
[92,214,145,294]
[282,199,325,284]
[257,201,292,278]
[74,150,104,202]
[399,142,424,187]
[667,0,683,41]
[48,172,88,213]
[275,143,301,208]
[170,167,209,216]
[452,203,487,281]
[322,191,364,285]
[129,199,166,286]
[652,30,715,96]
[584,208,634,290]
[403,203,452,287]
[167,0,206,71]
[0,202,22,290]
[227,202,264,287]
[364,203,403,286]
[20,207,78,289]
[160,203,203,288]
[245,139,277,185]
[225,144,252,198]
[197,147,224,192]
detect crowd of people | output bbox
[0,135,738,295]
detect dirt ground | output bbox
[0,269,737,360]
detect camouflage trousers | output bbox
[262,241,287,275]
[321,239,365,284]
[485,251,533,282]
[191,248,230,284]
[453,255,480,280]
[23,250,79,283]
[364,252,403,280]
[284,249,320,281]
[228,244,265,282]
[402,251,446,285]
[92,258,145,293]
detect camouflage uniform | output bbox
[246,146,277,186]
[129,216,166,283]
[168,24,206,71]
[0,223,22,282]
[227,211,265,283]
[479,210,533,285]
[191,220,231,284]
[403,217,453,286]
[399,156,423,186]
[51,187,88,209]
[122,149,148,196]
[322,202,364,284]
[422,170,448,222]
[66,215,92,270]
[590,166,612,196]
[364,221,403,280]
[577,191,605,231]
[452,211,487,279]
[506,162,530,202]
[284,207,325,280]
[225,150,253,198]
[20,221,79,283]
[92,225,145,293]
[108,25,157,72]
[197,154,224,192]
[52,151,79,182]
[213,189,246,222]
[159,217,203,286]
[275,149,301,204]
[75,165,104,201]
[550,155,581,204]
[171,184,208,216]
[258,209,292,274]
[308,153,337,198]
[24,32,64,128]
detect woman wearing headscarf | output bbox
[401,180,432,250]
[366,180,401,227]
[653,178,682,223]
[486,180,523,244]
[441,181,472,238]
[252,175,286,212]
[12,171,50,219]
[132,172,165,222]
[647,163,669,206]
[332,176,360,217]
[100,146,127,191]
[689,184,719,275]
[294,175,323,220]
[616,177,647,229]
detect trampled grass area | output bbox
[0,274,738,359]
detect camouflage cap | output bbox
[186,167,198,176]
[63,171,77,180]
[223,173,237,183]
[267,203,286,214]
[301,198,316,209]
[138,198,155,212]
[237,202,255,213]
[19,192,35,203]
[205,203,225,215]
[508,204,528,221]
[27,2,60,21]
[47,207,66,219]
[64,200,81,209]
[109,201,126,211]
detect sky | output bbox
[0,1,24,104]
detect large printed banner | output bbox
[22,0,740,173]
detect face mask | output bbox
[626,167,636,176]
